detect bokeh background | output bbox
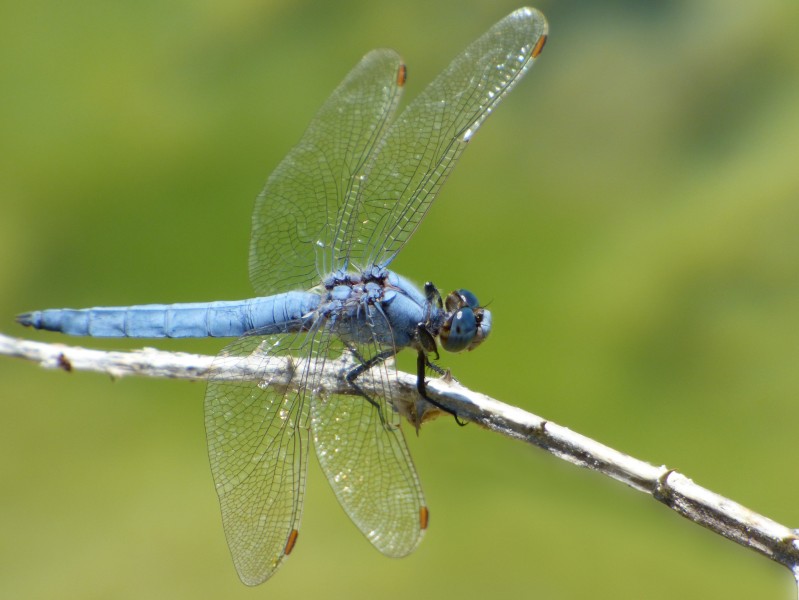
[2,0,798,598]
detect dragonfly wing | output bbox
[250,49,405,296]
[311,329,426,556]
[344,7,548,268]
[205,328,319,585]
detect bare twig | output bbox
[2,331,798,586]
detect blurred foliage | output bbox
[2,0,799,598]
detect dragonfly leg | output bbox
[425,360,448,377]
[345,347,396,427]
[424,281,444,309]
[415,323,440,361]
[416,351,466,426]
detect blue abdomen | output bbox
[17,292,320,338]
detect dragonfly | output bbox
[18,7,547,586]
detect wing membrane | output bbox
[249,50,404,295]
[205,331,315,585]
[343,8,548,268]
[311,316,426,556]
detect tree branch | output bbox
[2,331,798,586]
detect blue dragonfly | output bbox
[18,7,547,585]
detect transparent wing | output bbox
[343,7,548,268]
[311,318,426,556]
[249,49,405,296]
[205,328,319,585]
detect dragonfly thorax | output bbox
[318,267,403,347]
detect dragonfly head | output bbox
[439,289,491,353]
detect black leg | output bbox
[345,348,396,426]
[424,282,443,309]
[416,351,467,426]
[415,323,439,360]
[425,357,448,377]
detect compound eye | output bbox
[456,289,480,309]
[440,308,477,353]
[444,289,481,312]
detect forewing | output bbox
[249,49,405,295]
[311,326,426,556]
[205,331,314,585]
[344,7,548,268]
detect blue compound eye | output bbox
[456,289,480,309]
[440,308,477,353]
[444,288,481,312]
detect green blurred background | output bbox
[2,0,798,597]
